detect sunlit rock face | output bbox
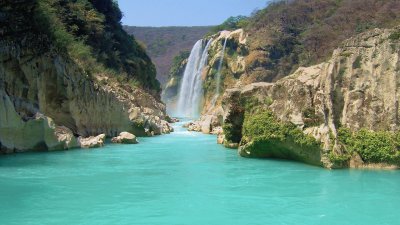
[220,28,400,168]
[163,29,248,118]
[0,0,172,153]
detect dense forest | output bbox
[23,0,160,93]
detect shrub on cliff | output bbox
[208,16,249,36]
[243,110,319,147]
[169,51,190,80]
[338,128,400,164]
[240,109,322,165]
[162,51,190,100]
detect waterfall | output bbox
[176,39,213,117]
[211,37,228,106]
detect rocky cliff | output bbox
[163,29,249,117]
[178,26,400,168]
[161,0,400,169]
[165,0,400,116]
[0,0,172,153]
[220,27,400,168]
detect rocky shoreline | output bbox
[0,0,173,154]
[177,27,400,169]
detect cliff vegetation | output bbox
[0,0,172,153]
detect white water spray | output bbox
[176,39,213,117]
[215,37,228,97]
[211,37,228,106]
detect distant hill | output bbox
[243,0,400,81]
[124,26,211,84]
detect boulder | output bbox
[111,132,138,144]
[225,142,239,149]
[200,115,213,134]
[171,117,180,123]
[165,116,180,123]
[187,121,201,132]
[217,134,225,144]
[211,126,223,135]
[78,134,106,148]
[349,153,365,168]
[160,120,173,134]
[46,126,79,151]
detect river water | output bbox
[0,122,399,225]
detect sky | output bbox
[117,0,269,27]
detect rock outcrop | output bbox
[78,134,106,149]
[0,42,172,153]
[111,132,138,144]
[0,90,79,152]
[219,27,400,168]
[162,29,249,115]
[0,0,172,153]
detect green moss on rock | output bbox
[239,109,323,166]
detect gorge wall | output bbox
[166,25,400,168]
[0,0,172,153]
[221,27,400,168]
[163,0,400,168]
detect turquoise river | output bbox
[0,121,399,225]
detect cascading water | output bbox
[215,37,228,97]
[211,37,228,106]
[176,39,213,117]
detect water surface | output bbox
[0,122,399,225]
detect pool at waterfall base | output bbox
[0,121,399,225]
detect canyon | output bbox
[166,27,400,169]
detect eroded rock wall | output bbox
[0,0,172,153]
[220,27,400,168]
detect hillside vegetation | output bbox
[32,0,160,93]
[208,0,400,82]
[243,0,400,81]
[162,50,190,102]
[0,0,173,153]
[164,0,400,103]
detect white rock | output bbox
[111,132,138,144]
[78,134,106,148]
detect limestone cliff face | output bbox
[0,89,78,153]
[192,27,400,134]
[0,0,172,153]
[220,27,400,168]
[162,29,249,117]
[201,29,248,111]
